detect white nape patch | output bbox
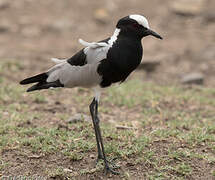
[79,28,120,52]
[129,14,149,29]
[79,28,120,58]
[79,39,108,49]
[108,28,120,46]
[51,58,66,64]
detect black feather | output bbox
[67,49,87,66]
[98,36,142,88]
[67,39,109,66]
[27,80,64,92]
[20,73,48,85]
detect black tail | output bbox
[20,73,48,85]
[20,73,64,92]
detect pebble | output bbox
[181,72,204,85]
[170,0,204,16]
[204,12,215,23]
[94,8,109,24]
[138,60,160,73]
[0,0,10,10]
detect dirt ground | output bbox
[0,0,215,179]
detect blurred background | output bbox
[1,0,215,178]
[0,0,214,86]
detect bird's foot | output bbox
[96,156,120,174]
[104,163,120,175]
[96,156,119,168]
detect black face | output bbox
[116,16,162,40]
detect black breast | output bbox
[97,38,143,87]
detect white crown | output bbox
[129,14,149,29]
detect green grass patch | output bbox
[0,70,214,179]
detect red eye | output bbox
[132,23,140,28]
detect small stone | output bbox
[94,8,109,24]
[28,155,43,159]
[90,154,95,159]
[55,101,61,105]
[0,26,9,33]
[67,113,90,123]
[116,125,137,130]
[181,72,204,85]
[63,168,73,173]
[170,0,204,16]
[0,20,17,33]
[138,60,160,72]
[0,0,10,10]
[44,20,74,33]
[204,12,215,23]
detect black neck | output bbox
[117,29,142,40]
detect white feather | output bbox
[84,46,109,64]
[51,58,66,64]
[80,28,120,64]
[94,88,101,102]
[108,28,120,46]
[79,39,108,48]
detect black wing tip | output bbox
[20,79,27,85]
[26,89,34,92]
[25,80,64,92]
[26,83,42,92]
[26,87,33,92]
[19,73,48,85]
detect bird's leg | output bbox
[89,98,103,161]
[94,100,120,175]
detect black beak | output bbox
[146,29,163,40]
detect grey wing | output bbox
[79,38,110,64]
[47,39,111,88]
[20,39,110,91]
[47,62,101,88]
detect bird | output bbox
[20,14,162,174]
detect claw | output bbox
[96,157,118,166]
[104,164,120,175]
[96,157,120,173]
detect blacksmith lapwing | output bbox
[20,14,162,174]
